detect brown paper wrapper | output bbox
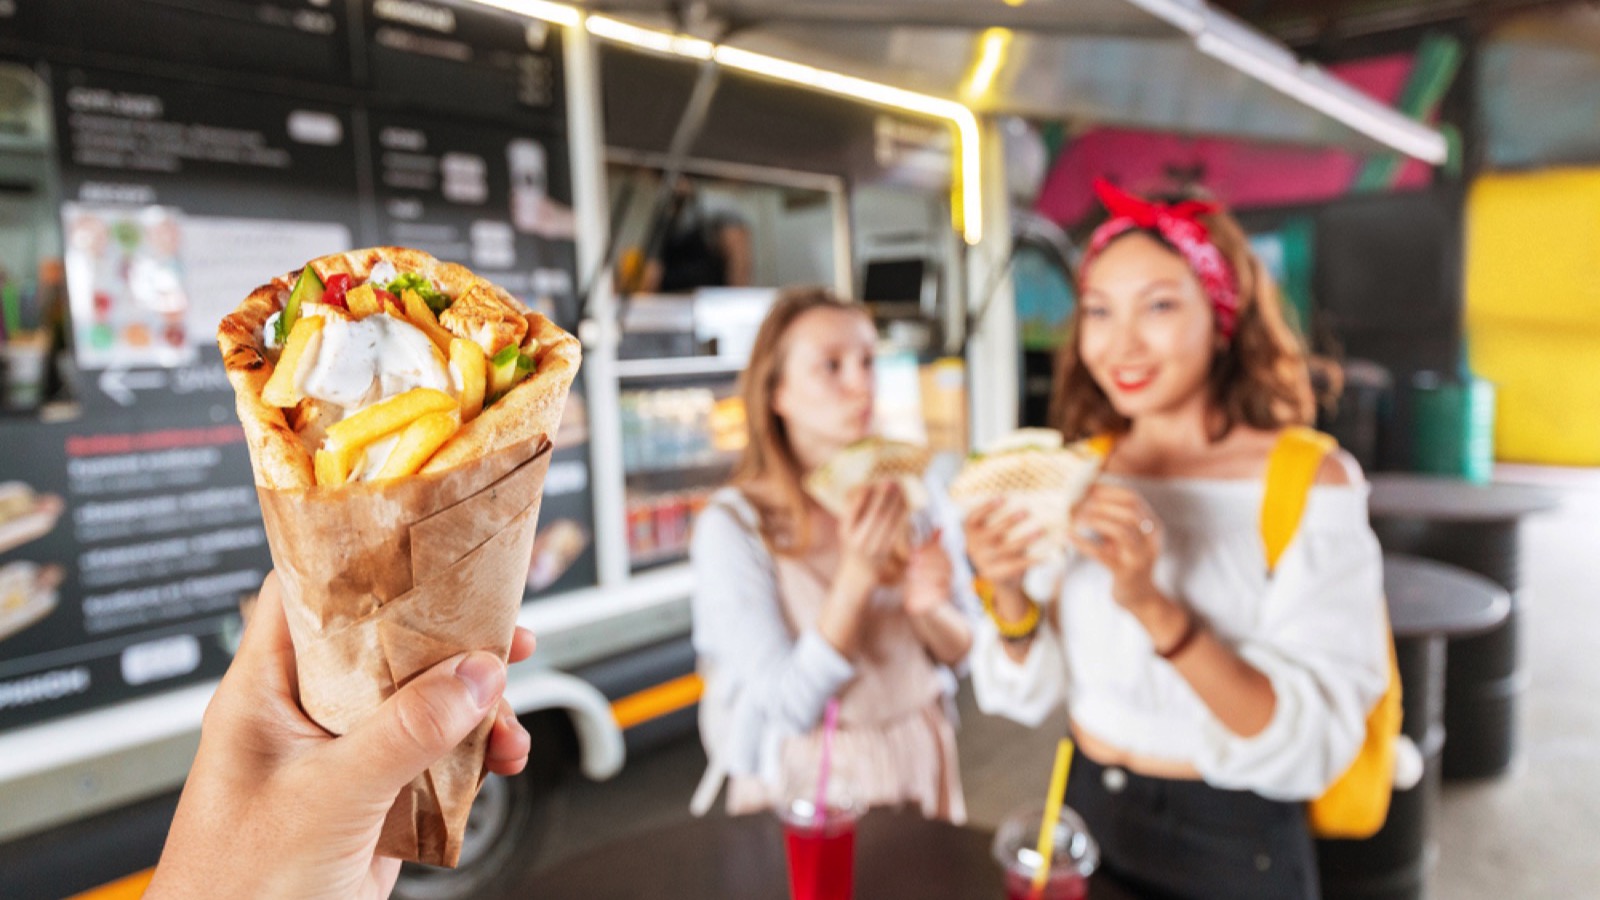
[258,434,553,867]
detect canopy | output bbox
[579,0,1448,162]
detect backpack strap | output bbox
[1260,427,1338,575]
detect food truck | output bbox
[0,1,1443,897]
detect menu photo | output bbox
[63,204,196,370]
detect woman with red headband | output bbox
[965,181,1388,898]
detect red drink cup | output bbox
[1002,865,1088,900]
[992,805,1099,900]
[781,807,857,900]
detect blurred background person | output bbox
[965,181,1388,899]
[638,176,753,294]
[689,287,974,822]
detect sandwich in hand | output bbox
[948,428,1103,566]
[803,437,934,519]
[217,247,579,867]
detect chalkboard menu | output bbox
[0,1,594,731]
[2,0,355,87]
[0,406,268,731]
[52,65,362,380]
[366,108,579,327]
[363,0,564,124]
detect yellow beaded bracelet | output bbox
[974,577,1041,641]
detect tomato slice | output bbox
[323,273,353,309]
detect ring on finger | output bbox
[1138,518,1155,535]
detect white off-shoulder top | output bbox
[970,476,1389,801]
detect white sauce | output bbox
[300,312,451,410]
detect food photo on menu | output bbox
[0,561,64,646]
[217,245,580,867]
[0,481,65,555]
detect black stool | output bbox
[1318,554,1510,900]
[1367,474,1557,780]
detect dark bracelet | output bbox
[1156,611,1202,661]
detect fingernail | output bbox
[455,652,502,709]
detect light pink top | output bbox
[692,487,967,823]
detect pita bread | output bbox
[803,437,933,519]
[949,430,1103,557]
[216,246,580,489]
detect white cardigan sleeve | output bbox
[689,499,855,783]
[968,610,1070,728]
[1190,496,1390,801]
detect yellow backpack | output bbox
[1263,427,1402,840]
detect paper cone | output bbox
[217,247,582,866]
[258,435,553,867]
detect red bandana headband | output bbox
[1079,178,1241,340]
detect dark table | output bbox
[1318,553,1511,900]
[1366,473,1559,779]
[522,809,1138,899]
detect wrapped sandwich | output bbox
[217,246,579,867]
[803,437,934,519]
[948,428,1103,566]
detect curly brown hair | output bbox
[1050,196,1318,442]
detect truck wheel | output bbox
[391,716,571,900]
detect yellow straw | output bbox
[1031,738,1076,897]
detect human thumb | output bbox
[329,651,505,803]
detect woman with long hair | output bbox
[689,287,973,821]
[966,181,1389,898]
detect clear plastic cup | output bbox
[777,753,861,900]
[992,805,1099,900]
[1,335,48,410]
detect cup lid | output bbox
[991,805,1099,877]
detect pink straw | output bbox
[812,698,840,829]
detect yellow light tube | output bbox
[962,27,1013,103]
[465,0,984,244]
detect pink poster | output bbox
[1035,55,1435,224]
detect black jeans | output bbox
[1065,753,1319,900]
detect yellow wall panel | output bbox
[1466,170,1600,465]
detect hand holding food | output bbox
[838,481,911,588]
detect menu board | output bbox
[2,0,354,87]
[52,66,360,388]
[363,108,595,595]
[363,0,563,125]
[0,410,268,731]
[528,392,598,599]
[366,108,580,329]
[0,12,597,731]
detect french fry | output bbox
[314,448,349,487]
[380,290,407,318]
[346,283,381,318]
[449,338,487,423]
[402,289,457,356]
[374,411,460,481]
[262,316,326,408]
[324,388,455,462]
